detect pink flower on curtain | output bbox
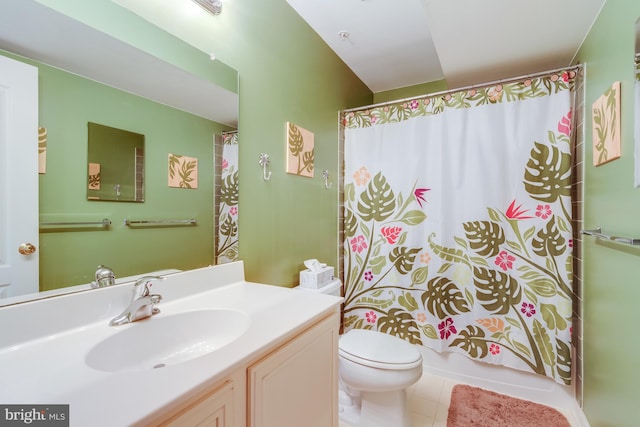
[409,99,420,110]
[535,204,552,219]
[505,199,533,219]
[558,111,572,136]
[414,188,430,208]
[438,318,457,339]
[353,167,371,186]
[365,311,377,323]
[350,235,368,254]
[521,302,536,317]
[229,207,238,216]
[364,271,373,281]
[381,226,402,244]
[420,252,431,264]
[495,251,515,271]
[490,344,501,355]
[222,158,229,170]
[415,312,427,323]
[488,85,503,102]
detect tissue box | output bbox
[299,266,334,289]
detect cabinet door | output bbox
[161,381,235,427]
[248,312,339,427]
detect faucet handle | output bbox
[132,275,165,298]
[91,264,116,288]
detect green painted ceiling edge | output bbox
[34,0,237,94]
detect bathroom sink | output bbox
[85,309,250,373]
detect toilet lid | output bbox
[339,329,422,370]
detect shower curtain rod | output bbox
[342,63,584,114]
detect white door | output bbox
[0,54,39,298]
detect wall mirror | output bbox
[0,0,238,306]
[634,17,640,186]
[87,123,145,202]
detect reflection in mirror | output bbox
[0,0,239,307]
[215,131,240,264]
[87,123,145,202]
[634,18,640,187]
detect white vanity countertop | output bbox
[0,262,342,427]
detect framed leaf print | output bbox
[592,81,621,166]
[286,122,314,177]
[168,153,198,189]
[38,126,47,174]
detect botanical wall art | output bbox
[38,126,47,174]
[286,122,314,177]
[88,162,101,190]
[168,153,198,189]
[592,81,621,166]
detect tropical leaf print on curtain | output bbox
[342,70,576,385]
[216,132,239,263]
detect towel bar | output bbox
[124,218,196,226]
[40,218,111,227]
[581,227,640,246]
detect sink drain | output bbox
[153,363,166,369]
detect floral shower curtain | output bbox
[216,131,239,264]
[342,69,578,384]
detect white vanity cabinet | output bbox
[248,311,340,427]
[152,310,340,427]
[0,263,344,427]
[158,371,245,427]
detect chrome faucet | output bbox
[109,275,164,326]
[91,265,116,289]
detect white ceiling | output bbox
[286,0,607,92]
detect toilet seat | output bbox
[339,329,422,370]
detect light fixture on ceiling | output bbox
[193,0,223,16]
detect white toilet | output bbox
[338,329,423,427]
[295,279,423,426]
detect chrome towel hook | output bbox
[322,169,332,189]
[259,153,272,181]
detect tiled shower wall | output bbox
[214,134,223,263]
[571,65,585,406]
[135,147,144,202]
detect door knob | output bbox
[18,243,36,255]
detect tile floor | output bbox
[338,371,577,427]
[338,372,457,427]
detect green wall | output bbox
[0,51,230,290]
[575,1,640,425]
[206,0,373,285]
[373,79,448,104]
